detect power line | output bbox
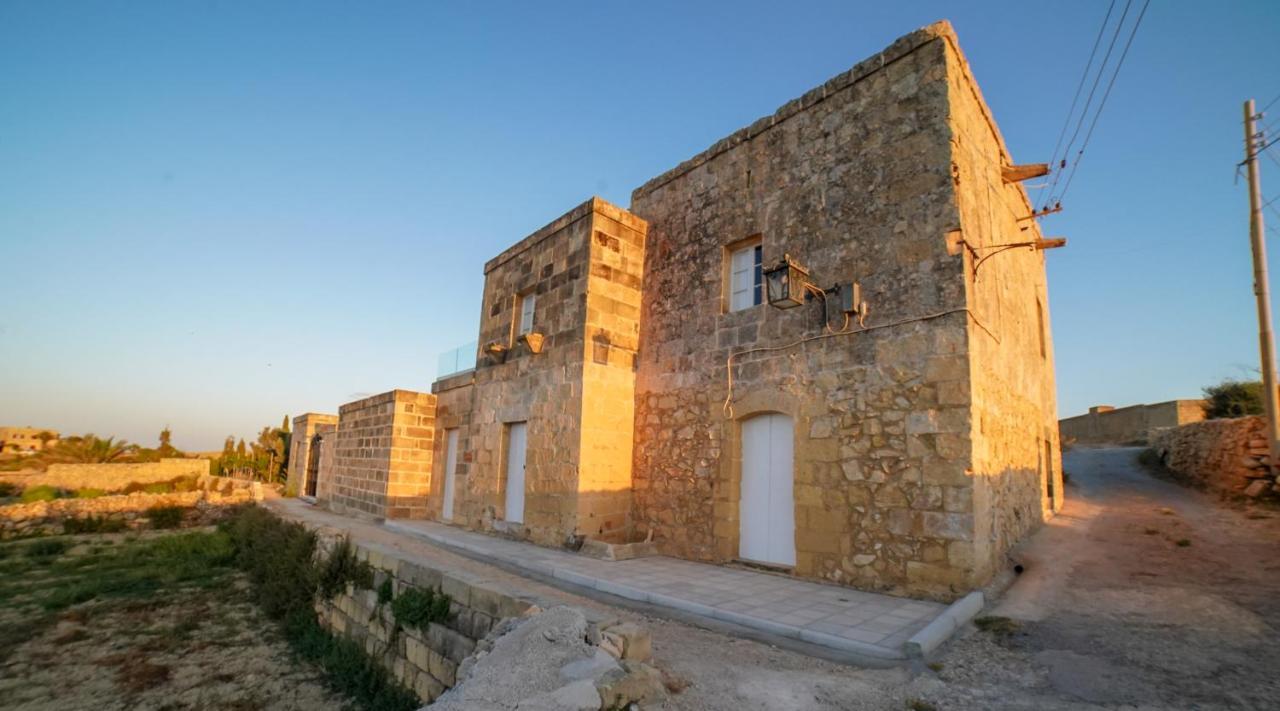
[1056,0,1152,205]
[1039,0,1134,211]
[1262,93,1280,116]
[1040,0,1117,211]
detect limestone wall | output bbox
[313,535,538,704]
[577,208,646,542]
[440,199,648,548]
[1060,400,1205,445]
[943,29,1062,587]
[629,24,979,599]
[0,478,259,538]
[1149,416,1279,498]
[327,390,436,520]
[0,458,210,492]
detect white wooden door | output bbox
[441,429,458,522]
[739,413,795,566]
[504,422,527,524]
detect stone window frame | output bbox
[722,234,764,313]
[510,290,536,344]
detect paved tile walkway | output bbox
[385,520,946,659]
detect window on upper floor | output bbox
[727,238,763,312]
[516,292,536,336]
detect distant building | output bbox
[0,427,60,454]
[1059,401,1206,445]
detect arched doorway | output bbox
[739,413,795,567]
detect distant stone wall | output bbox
[0,478,260,538]
[0,458,210,492]
[327,390,435,520]
[1061,400,1205,445]
[1149,416,1278,498]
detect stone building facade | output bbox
[294,21,1061,601]
[328,390,436,520]
[1059,400,1205,445]
[289,413,338,498]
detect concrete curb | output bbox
[904,590,984,658]
[385,519,929,661]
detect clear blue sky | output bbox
[2,1,1278,451]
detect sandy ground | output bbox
[0,534,348,711]
[271,450,1280,710]
[902,447,1280,710]
[29,449,1264,711]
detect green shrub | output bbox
[24,538,69,560]
[220,507,417,710]
[20,485,65,503]
[390,586,451,631]
[172,476,199,493]
[74,488,107,499]
[317,537,374,600]
[1203,379,1264,419]
[377,577,394,606]
[147,506,185,529]
[63,516,128,534]
[0,481,18,498]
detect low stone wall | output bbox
[0,458,211,492]
[311,533,660,707]
[1149,415,1280,499]
[0,476,263,538]
[314,537,535,703]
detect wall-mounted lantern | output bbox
[763,253,811,309]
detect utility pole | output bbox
[1243,98,1280,475]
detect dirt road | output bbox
[910,446,1280,710]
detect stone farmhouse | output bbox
[288,21,1062,601]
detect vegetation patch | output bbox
[0,513,416,709]
[390,585,452,632]
[147,505,185,529]
[63,516,128,535]
[974,615,1021,640]
[317,536,375,599]
[0,528,352,709]
[222,506,419,710]
[20,485,66,503]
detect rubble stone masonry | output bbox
[305,21,1060,603]
[627,21,1057,599]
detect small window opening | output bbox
[729,242,763,312]
[517,292,536,336]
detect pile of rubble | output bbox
[429,606,666,711]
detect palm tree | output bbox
[44,434,137,464]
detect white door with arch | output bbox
[504,422,527,524]
[441,429,458,522]
[739,413,795,566]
